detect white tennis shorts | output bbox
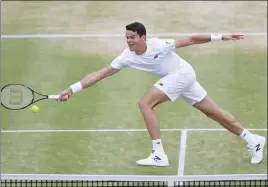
[154,62,207,105]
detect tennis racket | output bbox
[0,84,60,110]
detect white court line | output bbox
[1,128,267,133]
[1,32,267,38]
[177,130,188,186]
[178,130,187,176]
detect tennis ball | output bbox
[30,105,39,113]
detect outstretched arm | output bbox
[80,65,119,89]
[57,65,120,101]
[175,34,244,48]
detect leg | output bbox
[138,87,169,140]
[136,87,170,166]
[181,81,266,164]
[193,95,244,135]
[136,66,196,166]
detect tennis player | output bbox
[58,22,266,166]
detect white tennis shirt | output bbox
[110,38,189,78]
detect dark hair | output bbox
[126,22,146,37]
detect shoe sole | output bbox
[136,160,169,167]
[136,162,169,167]
[251,136,266,164]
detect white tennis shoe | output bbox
[136,152,169,166]
[247,135,266,164]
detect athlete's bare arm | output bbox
[175,34,244,48]
[80,65,119,89]
[58,65,119,101]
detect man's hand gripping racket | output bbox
[57,88,72,102]
[58,81,83,102]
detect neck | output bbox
[135,43,147,55]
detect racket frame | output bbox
[1,84,58,110]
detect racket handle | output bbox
[48,95,60,99]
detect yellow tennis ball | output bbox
[31,105,39,113]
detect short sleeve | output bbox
[158,39,176,53]
[110,49,129,69]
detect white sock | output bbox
[152,139,165,155]
[240,129,256,145]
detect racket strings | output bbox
[1,85,34,109]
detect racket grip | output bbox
[48,95,60,99]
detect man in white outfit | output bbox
[58,22,266,166]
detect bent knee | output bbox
[138,100,148,110]
[138,99,153,111]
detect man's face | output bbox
[125,30,145,51]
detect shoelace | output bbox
[243,145,253,158]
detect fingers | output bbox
[60,95,69,101]
[60,95,69,102]
[233,34,244,40]
[226,35,244,40]
[57,91,71,102]
[221,34,244,41]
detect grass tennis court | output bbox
[1,1,267,184]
